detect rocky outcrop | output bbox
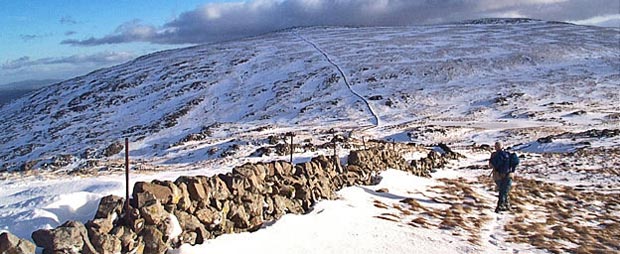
[29,144,462,253]
[0,232,36,254]
[103,141,124,157]
[536,129,620,144]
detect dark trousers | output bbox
[495,176,512,207]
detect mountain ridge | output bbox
[0,20,618,172]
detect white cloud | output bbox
[566,14,620,27]
[61,0,620,46]
[0,51,136,84]
[1,51,134,70]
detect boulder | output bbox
[347,150,367,166]
[195,207,220,225]
[223,175,246,197]
[177,177,209,201]
[240,194,264,220]
[0,232,36,254]
[252,163,268,180]
[264,196,276,218]
[264,162,276,177]
[116,227,141,253]
[140,200,168,225]
[276,184,296,199]
[162,181,183,204]
[274,161,293,177]
[133,181,174,205]
[86,217,114,235]
[173,211,209,244]
[175,182,192,212]
[210,175,232,200]
[130,218,145,234]
[177,231,197,246]
[272,195,303,215]
[228,204,250,229]
[248,215,264,232]
[94,195,124,219]
[90,231,122,254]
[141,226,167,254]
[233,165,266,194]
[32,221,90,254]
[217,218,235,235]
[31,229,53,250]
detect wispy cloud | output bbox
[62,20,159,46]
[20,33,52,42]
[64,31,77,36]
[2,51,134,70]
[59,15,78,25]
[61,0,619,46]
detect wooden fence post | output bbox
[125,138,130,226]
[285,132,295,165]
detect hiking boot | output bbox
[504,202,512,211]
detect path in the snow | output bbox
[294,31,381,128]
[450,151,540,254]
[373,150,550,254]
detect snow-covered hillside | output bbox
[0,19,619,254]
[1,19,618,173]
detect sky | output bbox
[1,0,619,86]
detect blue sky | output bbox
[1,0,618,85]
[0,0,229,84]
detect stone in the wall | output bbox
[0,232,36,254]
[140,199,168,225]
[173,211,210,244]
[94,195,124,219]
[176,176,209,201]
[32,221,92,254]
[133,181,174,205]
[175,182,192,212]
[141,226,167,254]
[89,231,122,254]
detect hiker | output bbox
[488,141,518,212]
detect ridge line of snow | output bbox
[293,31,381,129]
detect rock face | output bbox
[28,144,462,253]
[0,232,36,254]
[103,141,124,157]
[32,221,92,254]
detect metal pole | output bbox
[289,134,294,165]
[125,137,130,225]
[333,134,337,170]
[362,136,366,150]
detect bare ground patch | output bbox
[477,175,620,253]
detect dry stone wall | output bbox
[29,145,462,254]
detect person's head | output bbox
[494,141,503,151]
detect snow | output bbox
[172,170,478,254]
[0,20,619,253]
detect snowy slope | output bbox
[0,19,619,253]
[1,19,618,173]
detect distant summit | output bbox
[458,18,568,25]
[0,79,60,106]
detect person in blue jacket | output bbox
[489,141,518,213]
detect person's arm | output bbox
[488,152,496,168]
[488,152,495,176]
